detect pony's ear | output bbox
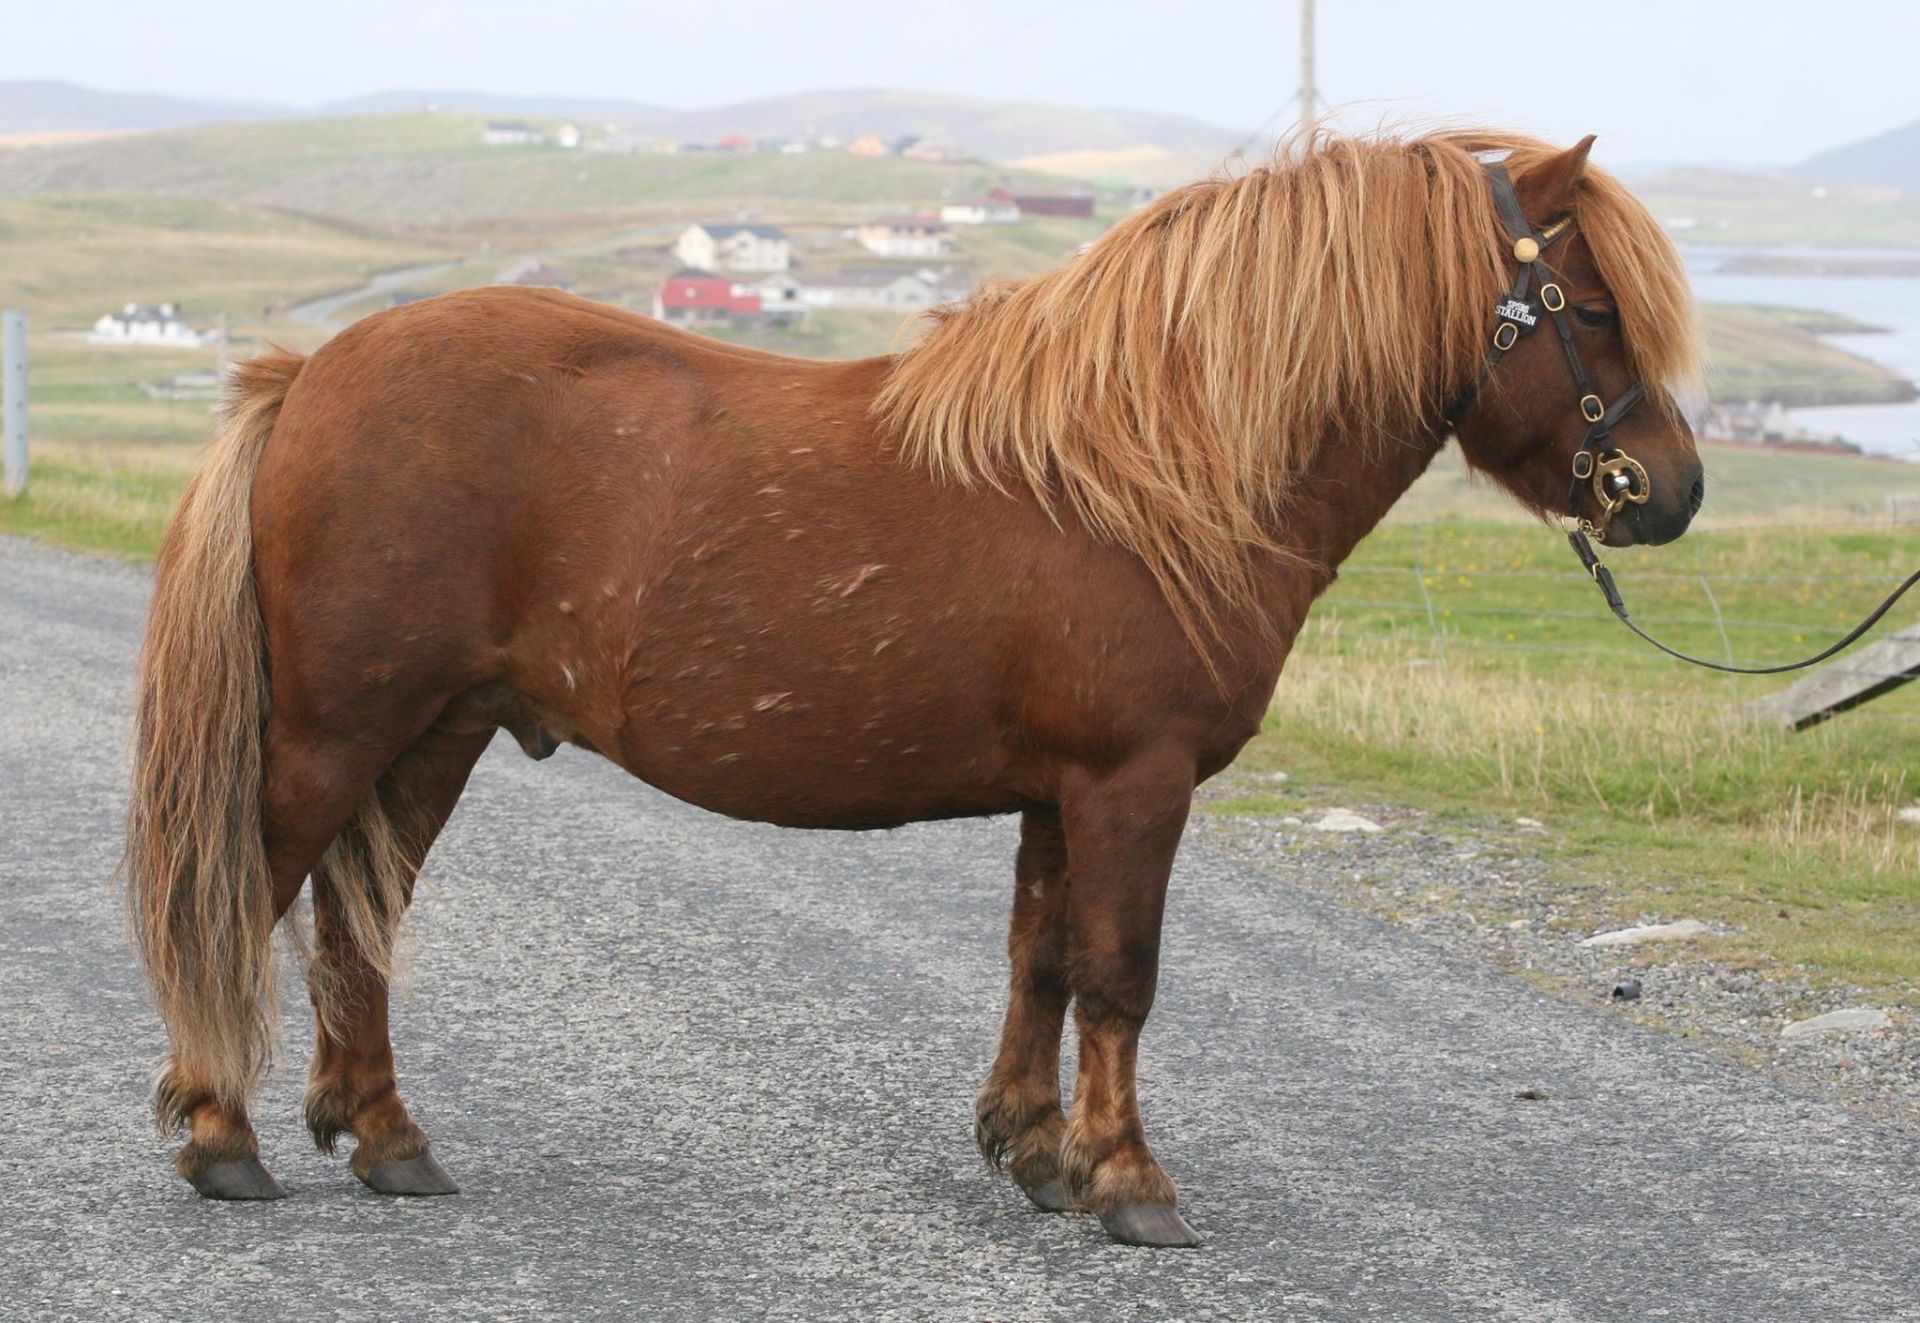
[1514,134,1595,223]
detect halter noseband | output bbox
[1449,164,1650,543]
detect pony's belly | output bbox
[598,673,1027,829]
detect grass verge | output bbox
[0,446,185,558]
[1218,502,1920,991]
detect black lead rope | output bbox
[1569,529,1920,676]
[1465,162,1920,680]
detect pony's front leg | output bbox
[1058,754,1202,1248]
[976,808,1072,1212]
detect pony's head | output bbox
[1447,135,1705,547]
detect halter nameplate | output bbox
[1495,298,1537,328]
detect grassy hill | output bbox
[0,80,1251,166]
[1636,166,1920,248]
[1700,304,1918,407]
[619,88,1248,162]
[0,194,439,325]
[0,113,1081,243]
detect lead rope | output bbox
[1569,529,1920,676]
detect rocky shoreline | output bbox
[1191,777,1920,1132]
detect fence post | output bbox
[2,310,25,497]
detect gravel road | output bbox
[4,532,1919,1322]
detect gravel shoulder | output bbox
[1194,779,1920,1134]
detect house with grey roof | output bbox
[673,222,792,273]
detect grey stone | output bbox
[1782,1008,1894,1040]
[1311,808,1383,834]
[1580,920,1711,949]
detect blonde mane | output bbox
[875,128,1702,658]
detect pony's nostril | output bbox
[1688,473,1706,517]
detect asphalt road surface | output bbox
[4,531,1919,1322]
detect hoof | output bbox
[358,1150,459,1197]
[188,1156,287,1201]
[1099,1203,1204,1248]
[1017,1176,1071,1214]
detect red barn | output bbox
[652,269,764,326]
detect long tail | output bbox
[125,349,305,1127]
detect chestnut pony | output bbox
[126,129,1703,1245]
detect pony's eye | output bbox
[1574,305,1615,329]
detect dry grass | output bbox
[1229,626,1920,985]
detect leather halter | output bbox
[1449,164,1649,543]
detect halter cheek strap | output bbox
[1448,165,1650,542]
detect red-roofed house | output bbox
[652,269,763,327]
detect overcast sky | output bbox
[10,0,1917,167]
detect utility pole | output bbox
[1300,0,1316,129]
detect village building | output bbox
[673,222,792,273]
[856,215,953,259]
[901,141,965,163]
[800,267,969,311]
[746,273,812,327]
[494,259,573,291]
[88,302,212,348]
[990,186,1096,219]
[652,269,764,327]
[482,120,546,146]
[939,198,1020,226]
[555,122,582,149]
[845,133,888,157]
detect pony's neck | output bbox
[1252,421,1451,638]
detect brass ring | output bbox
[1580,394,1605,423]
[1493,323,1518,351]
[1540,282,1565,312]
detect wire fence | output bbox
[1299,507,1920,724]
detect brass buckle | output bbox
[1571,451,1594,480]
[1493,322,1518,351]
[1580,394,1605,423]
[1540,282,1566,312]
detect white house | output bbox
[939,198,1019,226]
[749,272,811,326]
[856,216,952,259]
[673,222,792,273]
[555,122,582,149]
[483,120,545,146]
[800,267,969,310]
[89,303,212,348]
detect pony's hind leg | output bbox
[303,721,491,1196]
[161,724,409,1199]
[1056,755,1203,1248]
[976,808,1073,1213]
